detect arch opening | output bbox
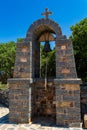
[31,24,56,120]
[32,24,56,79]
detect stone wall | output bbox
[32,79,56,120]
[8,78,31,123]
[80,83,87,121]
[54,79,81,127]
[0,89,9,107]
[0,83,87,127]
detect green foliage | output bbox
[0,82,8,90]
[0,41,16,83]
[17,38,24,42]
[41,44,56,77]
[70,18,87,81]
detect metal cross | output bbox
[41,8,52,19]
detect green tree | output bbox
[0,41,16,83]
[70,18,87,81]
[17,38,24,42]
[41,44,56,78]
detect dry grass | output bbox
[0,82,8,90]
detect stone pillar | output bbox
[8,78,31,123]
[13,41,30,78]
[55,38,82,127]
[54,79,81,127]
[8,40,32,123]
[56,39,77,79]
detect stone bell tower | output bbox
[8,8,81,127]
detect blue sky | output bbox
[0,0,87,43]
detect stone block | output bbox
[84,114,87,128]
[61,68,70,74]
[69,122,82,128]
[54,79,82,84]
[61,101,72,107]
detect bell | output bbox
[43,41,51,53]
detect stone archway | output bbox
[25,18,63,79]
[26,19,60,120]
[27,19,61,79]
[8,9,81,127]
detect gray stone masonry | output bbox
[8,78,31,123]
[8,17,82,127]
[54,79,82,127]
